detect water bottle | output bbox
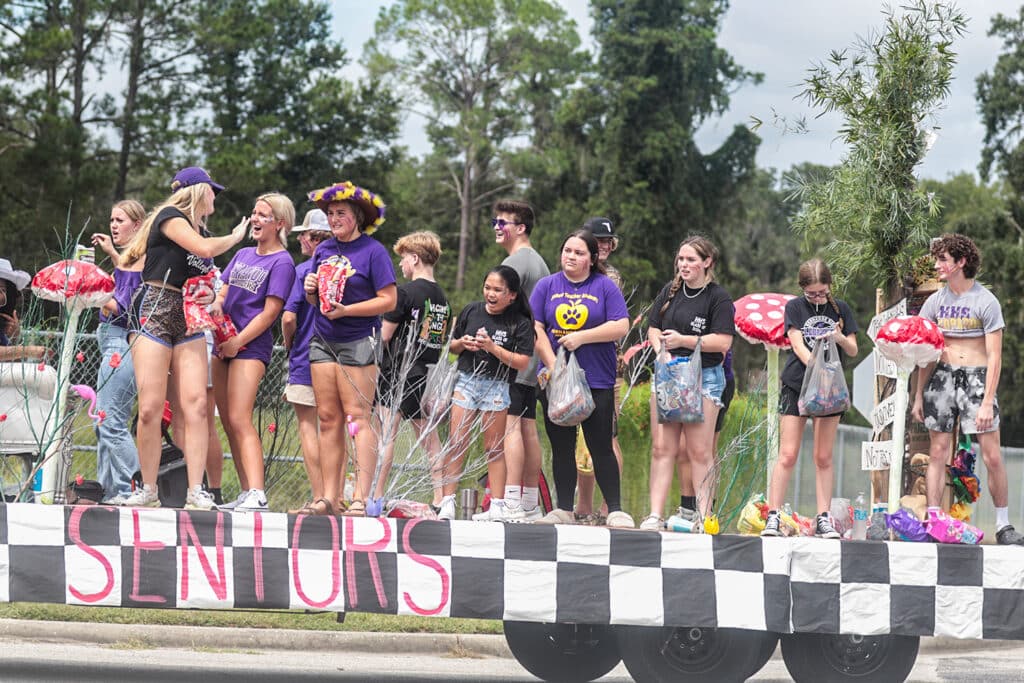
[853,492,868,540]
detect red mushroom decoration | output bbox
[734,293,796,500]
[874,315,944,371]
[872,315,945,513]
[30,259,114,503]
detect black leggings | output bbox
[540,387,621,513]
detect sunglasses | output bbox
[491,218,521,229]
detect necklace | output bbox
[682,281,707,299]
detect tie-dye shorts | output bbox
[922,362,1000,434]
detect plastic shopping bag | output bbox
[798,335,851,417]
[547,348,595,427]
[654,337,703,424]
[420,355,458,420]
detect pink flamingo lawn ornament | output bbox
[69,384,105,424]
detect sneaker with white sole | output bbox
[639,514,665,531]
[437,494,456,521]
[235,488,268,512]
[606,511,635,529]
[102,493,128,506]
[472,500,506,521]
[502,502,527,522]
[521,506,544,521]
[219,491,248,511]
[815,512,841,539]
[185,485,217,511]
[122,484,160,508]
[761,510,782,537]
[675,506,698,523]
[537,509,576,525]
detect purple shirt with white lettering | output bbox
[310,234,396,343]
[220,247,296,363]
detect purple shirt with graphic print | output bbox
[220,247,296,363]
[310,234,396,343]
[530,271,629,389]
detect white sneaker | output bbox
[606,511,635,528]
[235,488,268,512]
[219,491,248,510]
[472,500,505,521]
[437,494,456,521]
[122,484,160,508]
[102,493,128,506]
[521,506,544,521]
[185,485,217,511]
[502,502,527,522]
[639,514,665,531]
[537,509,576,525]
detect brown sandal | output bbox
[291,498,335,516]
[342,499,366,517]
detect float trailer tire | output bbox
[503,621,621,683]
[780,632,919,683]
[616,625,775,683]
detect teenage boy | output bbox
[485,199,550,521]
[911,233,1024,545]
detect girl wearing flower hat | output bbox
[89,199,146,504]
[303,182,396,516]
[120,167,249,509]
[0,259,48,361]
[209,193,297,512]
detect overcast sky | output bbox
[332,1,1005,181]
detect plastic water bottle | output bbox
[853,492,868,540]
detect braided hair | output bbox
[798,258,843,330]
[659,236,719,316]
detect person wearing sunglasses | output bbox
[489,200,550,521]
[762,258,858,538]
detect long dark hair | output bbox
[0,279,19,318]
[562,229,607,276]
[487,265,533,322]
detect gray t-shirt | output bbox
[502,246,550,385]
[918,281,1004,339]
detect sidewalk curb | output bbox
[0,619,513,658]
[0,618,1015,658]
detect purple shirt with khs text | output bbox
[310,234,396,343]
[220,247,296,363]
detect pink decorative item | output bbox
[347,414,359,438]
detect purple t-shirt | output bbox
[530,271,629,389]
[99,268,142,328]
[310,234,396,343]
[220,247,296,363]
[284,259,316,385]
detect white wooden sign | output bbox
[867,298,907,340]
[870,393,899,435]
[862,440,893,470]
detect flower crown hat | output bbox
[308,181,386,235]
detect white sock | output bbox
[504,486,521,504]
[490,498,504,509]
[996,506,1010,530]
[522,487,539,510]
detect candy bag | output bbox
[737,495,768,535]
[798,335,851,417]
[888,508,929,542]
[317,256,354,314]
[420,355,458,420]
[210,311,239,346]
[182,273,217,335]
[547,348,595,427]
[829,497,852,536]
[654,338,703,424]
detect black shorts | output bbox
[715,376,735,433]
[508,382,537,420]
[779,383,844,418]
[377,368,427,420]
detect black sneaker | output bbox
[761,510,781,537]
[815,513,840,539]
[997,525,1024,546]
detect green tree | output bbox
[788,0,965,297]
[365,0,585,288]
[588,0,762,296]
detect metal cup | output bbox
[459,488,479,520]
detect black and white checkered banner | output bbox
[1,503,1020,640]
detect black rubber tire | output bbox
[780,632,920,682]
[746,631,780,678]
[616,625,770,682]
[503,621,621,683]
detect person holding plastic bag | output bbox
[763,258,858,538]
[532,230,633,528]
[640,236,735,531]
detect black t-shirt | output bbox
[452,301,534,381]
[648,281,735,367]
[381,278,451,378]
[780,296,859,391]
[142,207,192,288]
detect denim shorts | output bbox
[452,371,510,412]
[702,364,726,407]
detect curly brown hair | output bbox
[929,233,980,279]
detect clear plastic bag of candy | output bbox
[798,335,850,417]
[547,348,595,427]
[654,337,703,424]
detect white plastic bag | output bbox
[546,348,595,427]
[798,336,851,417]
